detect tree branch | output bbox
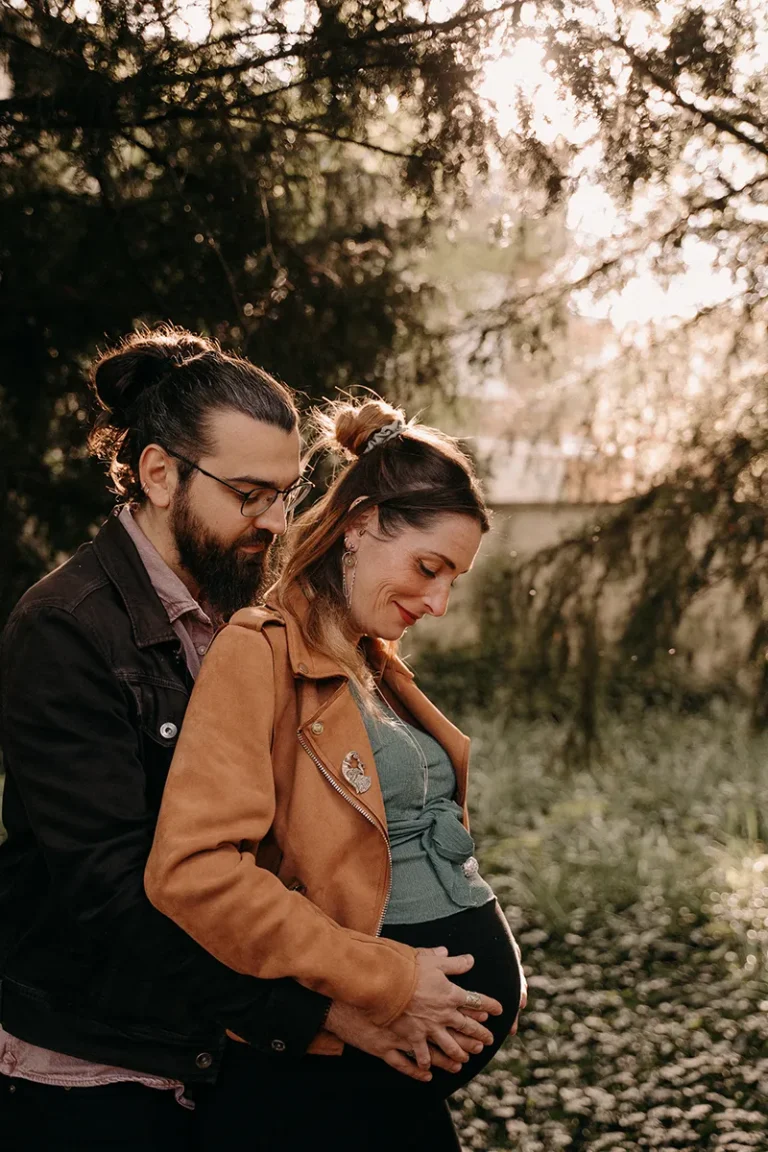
[235,114,423,160]
[609,34,768,161]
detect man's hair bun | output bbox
[91,325,213,427]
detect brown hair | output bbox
[88,323,297,501]
[275,397,490,702]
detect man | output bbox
[0,326,491,1150]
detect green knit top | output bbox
[358,695,495,925]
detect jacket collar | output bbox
[92,510,179,649]
[267,583,415,684]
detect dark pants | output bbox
[0,1074,205,1152]
[200,900,522,1152]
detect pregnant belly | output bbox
[380,899,523,1099]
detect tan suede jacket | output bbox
[144,585,471,1056]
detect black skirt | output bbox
[200,900,522,1152]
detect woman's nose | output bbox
[423,586,451,618]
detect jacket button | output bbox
[310,721,324,735]
[195,1052,213,1069]
[270,1039,286,1053]
[159,722,178,740]
[298,663,309,675]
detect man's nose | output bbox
[254,496,288,536]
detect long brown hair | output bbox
[274,397,490,703]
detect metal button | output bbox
[195,1051,213,1069]
[159,722,178,740]
[8,1084,16,1094]
[298,663,309,675]
[270,1039,286,1053]
[196,644,207,656]
[310,721,324,735]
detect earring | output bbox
[342,542,357,608]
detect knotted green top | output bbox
[357,695,494,925]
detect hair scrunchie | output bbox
[362,418,407,454]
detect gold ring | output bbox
[464,990,482,1010]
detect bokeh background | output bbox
[2,2,768,1147]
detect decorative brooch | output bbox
[341,751,372,795]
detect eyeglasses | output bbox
[163,448,314,518]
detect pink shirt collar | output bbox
[118,505,212,629]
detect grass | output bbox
[452,707,768,1151]
[3,707,766,1147]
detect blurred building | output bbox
[475,434,636,508]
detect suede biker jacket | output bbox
[0,510,329,1083]
[145,585,472,1057]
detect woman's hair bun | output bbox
[318,397,407,460]
[91,324,214,426]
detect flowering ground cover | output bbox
[452,710,768,1150]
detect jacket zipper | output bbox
[297,729,392,935]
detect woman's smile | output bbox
[394,601,419,626]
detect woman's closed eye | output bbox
[418,562,438,578]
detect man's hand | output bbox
[325,1002,485,1083]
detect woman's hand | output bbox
[388,946,503,1068]
[326,1002,487,1082]
[451,933,528,1038]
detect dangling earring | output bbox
[342,541,358,608]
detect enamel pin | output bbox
[341,751,371,795]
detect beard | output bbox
[170,487,278,620]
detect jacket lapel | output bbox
[92,511,178,649]
[298,682,388,831]
[271,583,470,817]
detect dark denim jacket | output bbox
[0,511,328,1082]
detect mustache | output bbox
[240,529,275,549]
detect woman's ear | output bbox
[345,494,378,537]
[348,504,378,540]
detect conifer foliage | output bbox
[0,0,513,619]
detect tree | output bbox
[471,0,768,469]
[0,0,519,622]
[414,0,768,736]
[421,1,768,739]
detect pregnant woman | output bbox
[145,399,524,1150]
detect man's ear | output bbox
[138,444,176,510]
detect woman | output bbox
[145,399,524,1150]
